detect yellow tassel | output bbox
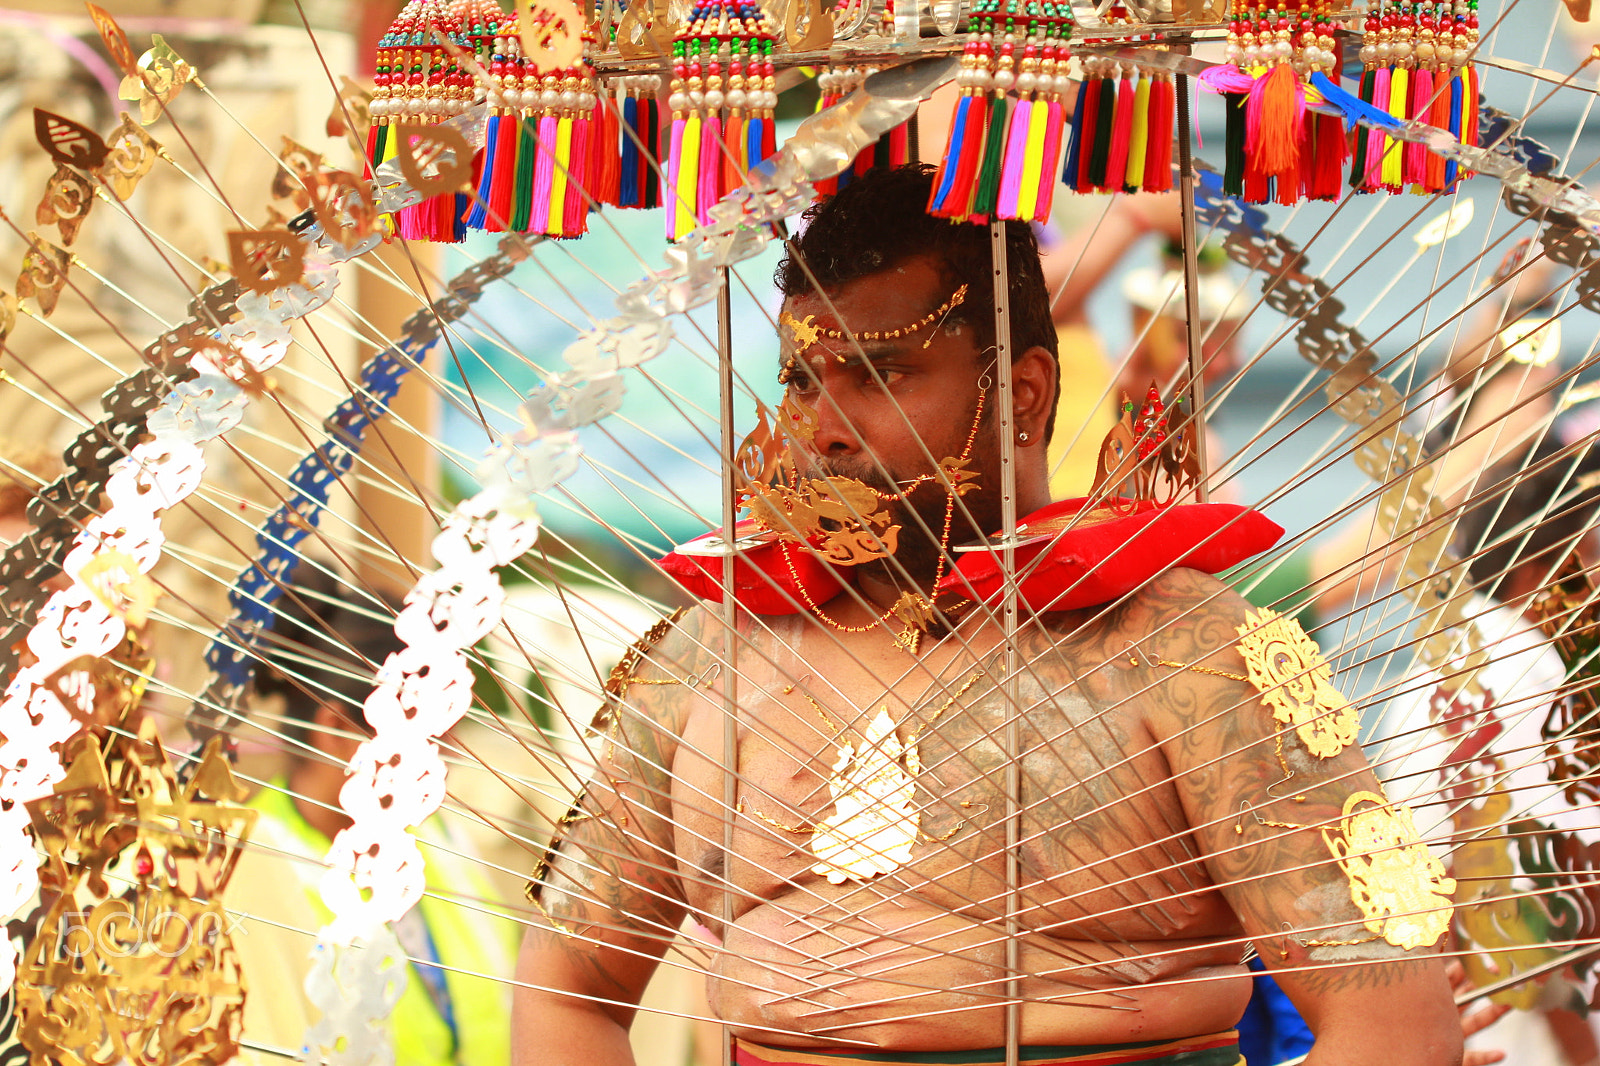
[549,116,573,236]
[1126,75,1151,189]
[676,114,701,240]
[1382,68,1408,188]
[1017,104,1049,220]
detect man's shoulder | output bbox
[1030,566,1254,644]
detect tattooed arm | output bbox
[512,611,707,1066]
[1135,568,1462,1066]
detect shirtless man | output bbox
[513,165,1462,1066]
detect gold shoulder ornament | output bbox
[1236,607,1361,759]
[1322,790,1456,951]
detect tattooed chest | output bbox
[672,680,1215,935]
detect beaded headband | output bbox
[778,282,970,362]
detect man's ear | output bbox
[1011,345,1057,444]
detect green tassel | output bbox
[511,118,539,232]
[972,95,1010,218]
[1223,92,1247,197]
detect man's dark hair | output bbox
[253,563,405,749]
[774,164,1061,442]
[1459,438,1600,600]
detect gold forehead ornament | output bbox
[779,283,970,356]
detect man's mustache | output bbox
[804,456,925,495]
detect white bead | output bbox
[669,92,689,110]
[727,88,747,108]
[689,89,705,107]
[561,90,580,108]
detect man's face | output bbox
[778,255,1002,580]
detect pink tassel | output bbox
[532,114,558,236]
[1404,68,1432,186]
[1365,68,1390,188]
[697,115,720,225]
[996,99,1031,219]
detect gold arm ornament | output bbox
[1236,608,1362,760]
[1322,791,1456,951]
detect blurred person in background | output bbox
[1382,438,1600,1066]
[230,562,517,1066]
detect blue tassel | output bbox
[1310,71,1403,131]
[466,115,499,229]
[747,115,764,169]
[1446,75,1463,187]
[1063,79,1089,188]
[930,95,970,212]
[619,96,640,208]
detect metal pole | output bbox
[1175,74,1210,504]
[717,266,739,1066]
[990,220,1021,1066]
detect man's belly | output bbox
[708,896,1254,1050]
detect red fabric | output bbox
[938,497,1284,611]
[658,500,1282,617]
[657,527,846,615]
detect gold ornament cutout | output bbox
[1322,790,1456,951]
[17,233,72,317]
[34,109,110,171]
[518,0,586,73]
[734,397,898,565]
[1236,607,1361,760]
[119,34,202,125]
[19,698,255,1066]
[97,114,165,201]
[308,169,381,249]
[226,229,307,295]
[780,310,823,352]
[394,124,473,199]
[0,289,18,345]
[86,3,139,78]
[746,476,899,564]
[271,136,326,209]
[36,165,97,247]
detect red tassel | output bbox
[1105,75,1134,192]
[1144,77,1174,192]
[1075,77,1100,191]
[1308,111,1346,200]
[949,96,989,215]
[567,114,591,236]
[487,115,520,232]
[1425,80,1449,191]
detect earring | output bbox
[1017,431,1030,443]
